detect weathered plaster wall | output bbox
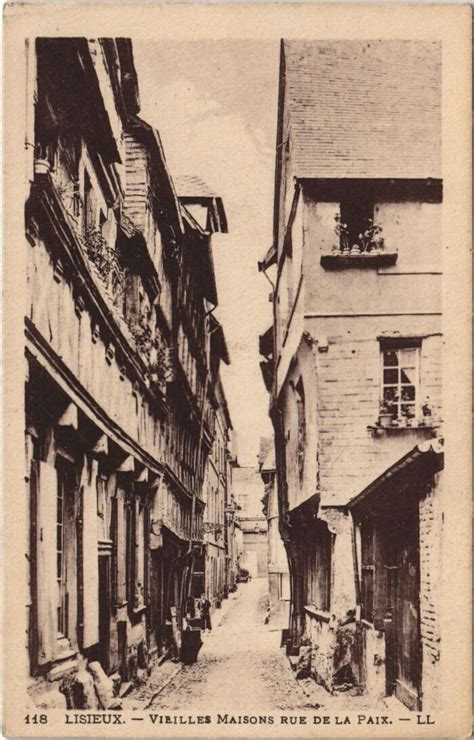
[302,198,442,317]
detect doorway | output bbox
[98,554,111,673]
[384,506,421,710]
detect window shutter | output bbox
[82,458,99,649]
[34,460,59,665]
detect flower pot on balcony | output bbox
[350,244,361,255]
[378,413,395,428]
[376,236,385,248]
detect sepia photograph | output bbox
[3,3,471,737]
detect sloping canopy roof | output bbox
[282,39,441,180]
[345,440,444,515]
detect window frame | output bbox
[379,339,421,421]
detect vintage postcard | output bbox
[3,2,472,737]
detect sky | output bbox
[134,40,280,467]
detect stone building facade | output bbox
[24,37,234,709]
[260,40,444,711]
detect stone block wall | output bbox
[315,333,443,507]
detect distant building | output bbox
[233,467,268,577]
[260,40,443,711]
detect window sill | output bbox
[321,252,398,270]
[367,421,441,435]
[304,605,331,622]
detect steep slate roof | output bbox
[173,174,217,198]
[282,40,441,180]
[174,174,228,233]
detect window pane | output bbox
[383,387,399,403]
[383,350,398,367]
[400,348,417,364]
[401,366,416,384]
[383,369,398,384]
[401,385,416,402]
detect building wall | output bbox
[271,175,443,706]
[25,37,230,710]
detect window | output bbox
[55,456,76,637]
[381,341,420,420]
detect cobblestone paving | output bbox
[146,578,324,713]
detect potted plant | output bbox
[360,219,384,253]
[378,399,395,427]
[334,213,350,253]
[421,397,433,424]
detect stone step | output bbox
[119,681,133,698]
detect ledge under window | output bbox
[367,421,441,435]
[304,605,331,622]
[321,252,398,270]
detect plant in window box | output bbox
[359,219,384,254]
[333,213,350,253]
[378,399,396,427]
[403,407,416,427]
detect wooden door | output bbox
[98,555,111,673]
[393,511,421,710]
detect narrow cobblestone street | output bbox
[125,578,375,716]
[125,578,317,713]
[123,578,322,714]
